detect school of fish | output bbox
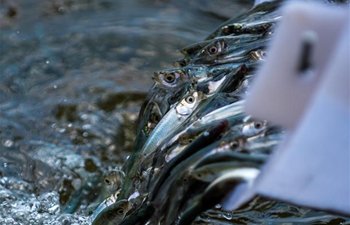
[92,1,285,224]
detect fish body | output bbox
[191,100,245,129]
[119,91,205,199]
[150,120,229,202]
[91,197,129,225]
[178,168,260,225]
[180,39,213,56]
[192,161,261,183]
[142,91,204,157]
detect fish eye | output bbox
[185,95,195,104]
[150,113,160,123]
[254,121,263,129]
[117,209,124,215]
[260,51,267,58]
[104,178,111,185]
[230,141,239,149]
[208,46,218,54]
[197,173,202,178]
[187,138,194,143]
[164,73,176,83]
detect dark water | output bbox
[0,0,349,224]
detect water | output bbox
[0,0,349,224]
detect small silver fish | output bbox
[101,169,125,199]
[177,168,260,225]
[191,100,245,129]
[143,101,163,136]
[192,160,262,183]
[91,199,130,225]
[180,39,213,56]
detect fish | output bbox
[239,132,284,156]
[191,35,264,65]
[190,100,246,129]
[142,91,205,157]
[162,170,207,225]
[130,85,168,156]
[141,101,163,137]
[194,37,271,65]
[198,39,227,58]
[193,150,267,170]
[219,64,249,93]
[149,129,235,224]
[91,199,130,225]
[119,91,205,200]
[186,65,210,82]
[118,202,157,225]
[156,103,240,165]
[221,21,275,36]
[100,169,125,200]
[150,120,229,202]
[205,0,282,40]
[99,1,288,224]
[151,132,269,224]
[177,168,260,225]
[173,56,191,67]
[191,158,263,183]
[123,98,163,178]
[180,39,213,56]
[195,71,228,96]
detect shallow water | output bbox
[0,0,349,224]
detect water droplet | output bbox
[45,60,50,64]
[82,124,91,130]
[2,139,13,147]
[58,128,66,133]
[58,7,65,13]
[203,131,209,136]
[53,85,58,89]
[81,114,88,120]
